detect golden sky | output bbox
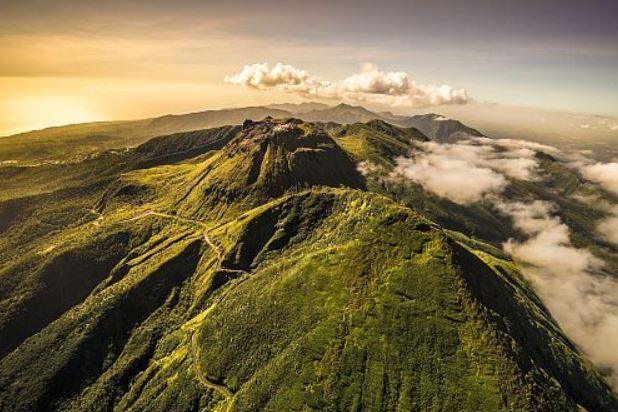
[1,0,617,136]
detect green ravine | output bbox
[0,116,617,411]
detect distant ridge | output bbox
[0,103,482,162]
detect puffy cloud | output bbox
[224,62,319,92]
[393,150,506,204]
[496,199,618,385]
[390,138,543,204]
[225,62,469,108]
[496,201,602,275]
[598,206,618,246]
[356,160,384,176]
[581,162,618,195]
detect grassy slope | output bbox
[1,188,615,411]
[195,190,616,411]
[0,119,617,411]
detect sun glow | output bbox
[5,96,101,134]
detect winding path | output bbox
[144,210,236,410]
[191,333,236,412]
[97,207,238,410]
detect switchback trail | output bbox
[90,206,238,409]
[121,207,238,410]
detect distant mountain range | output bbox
[0,103,482,163]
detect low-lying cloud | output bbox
[496,200,603,275]
[225,62,469,108]
[390,137,542,204]
[570,194,618,247]
[496,199,618,385]
[598,206,618,246]
[581,162,618,196]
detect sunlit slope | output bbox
[0,189,615,411]
[0,118,617,411]
[192,190,617,411]
[0,107,290,162]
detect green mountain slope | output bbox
[332,119,427,166]
[0,118,616,411]
[0,187,615,411]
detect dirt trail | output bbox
[120,207,238,410]
[191,333,236,412]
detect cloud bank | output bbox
[225,62,469,108]
[596,206,618,247]
[390,137,542,204]
[496,199,618,385]
[581,162,618,196]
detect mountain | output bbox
[300,103,384,124]
[331,119,427,166]
[392,113,485,141]
[374,112,484,140]
[163,118,366,219]
[0,106,292,163]
[265,102,331,114]
[0,118,617,411]
[0,103,486,165]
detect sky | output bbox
[1,0,617,135]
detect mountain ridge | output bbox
[0,103,483,163]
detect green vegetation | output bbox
[0,117,616,411]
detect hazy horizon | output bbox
[1,0,617,136]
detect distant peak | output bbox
[333,103,363,110]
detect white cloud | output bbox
[598,206,618,246]
[393,149,506,204]
[581,162,618,196]
[472,136,560,155]
[225,62,469,108]
[496,199,618,385]
[390,138,543,204]
[357,160,384,176]
[224,62,319,92]
[596,117,618,131]
[496,201,602,275]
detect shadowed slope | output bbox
[174,118,366,219]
